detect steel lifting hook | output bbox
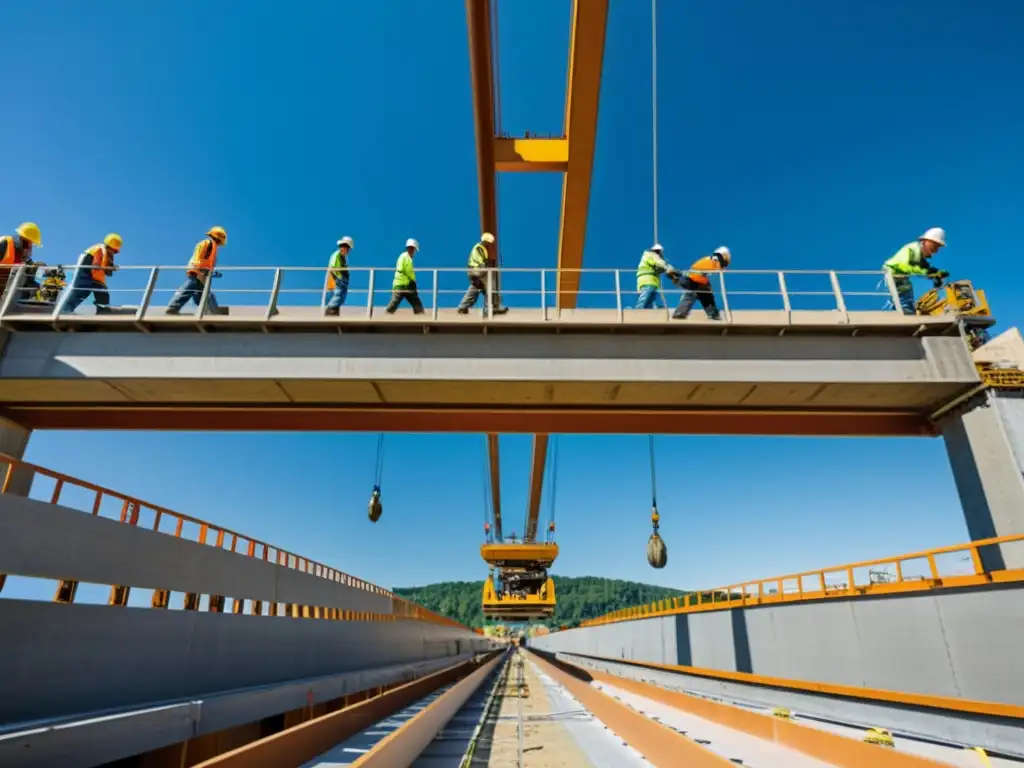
[368,485,382,523]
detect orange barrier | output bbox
[582,534,1024,627]
[0,454,465,630]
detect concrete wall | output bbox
[0,599,490,724]
[531,582,1024,707]
[942,390,1024,568]
[0,495,391,613]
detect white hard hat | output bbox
[713,245,731,259]
[481,232,495,244]
[337,236,354,248]
[919,227,946,247]
[651,243,664,253]
[405,238,420,251]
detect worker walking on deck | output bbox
[0,222,42,297]
[166,226,228,315]
[457,232,508,314]
[324,236,354,316]
[635,244,680,309]
[672,246,731,320]
[883,228,948,315]
[385,238,425,314]
[62,234,122,314]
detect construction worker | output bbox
[166,226,227,315]
[62,234,122,314]
[385,238,425,314]
[324,236,354,316]
[457,232,508,314]
[0,222,42,297]
[672,246,731,320]
[883,228,948,315]
[635,244,680,309]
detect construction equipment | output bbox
[647,435,668,568]
[480,542,558,621]
[35,265,66,304]
[915,276,995,350]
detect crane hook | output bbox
[368,485,382,523]
[646,504,667,569]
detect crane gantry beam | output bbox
[524,434,549,542]
[467,0,608,543]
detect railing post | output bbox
[265,268,283,321]
[486,268,493,320]
[829,271,849,323]
[431,268,439,321]
[135,267,159,323]
[196,271,214,319]
[777,272,792,322]
[366,268,375,318]
[0,265,26,319]
[718,272,733,322]
[614,270,623,323]
[882,268,902,313]
[51,264,79,320]
[540,269,547,320]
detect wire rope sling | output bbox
[368,433,385,523]
[646,435,668,568]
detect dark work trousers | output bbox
[385,286,425,314]
[457,274,488,312]
[63,276,110,313]
[673,277,721,319]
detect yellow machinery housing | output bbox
[915,279,996,350]
[481,542,559,621]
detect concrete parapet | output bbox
[0,495,390,613]
[0,599,490,725]
[531,582,1024,708]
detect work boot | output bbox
[325,307,340,316]
[457,308,470,315]
[95,306,112,314]
[165,307,180,315]
[492,306,509,315]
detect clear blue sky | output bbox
[3,0,1023,595]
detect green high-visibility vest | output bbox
[636,251,665,290]
[883,242,929,277]
[393,252,416,289]
[468,243,488,269]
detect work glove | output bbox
[407,280,417,292]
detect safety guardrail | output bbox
[0,454,465,629]
[0,264,907,322]
[580,534,1024,627]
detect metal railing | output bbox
[0,455,465,629]
[0,264,907,322]
[579,534,1024,628]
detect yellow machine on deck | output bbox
[915,278,995,350]
[480,542,559,621]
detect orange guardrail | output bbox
[580,534,1024,628]
[0,454,466,630]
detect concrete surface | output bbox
[0,655,473,768]
[0,328,979,413]
[942,390,1024,569]
[552,653,1024,759]
[0,414,32,496]
[530,583,1024,706]
[0,598,490,725]
[0,495,391,614]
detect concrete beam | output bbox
[941,390,1024,569]
[0,414,32,496]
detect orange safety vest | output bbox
[187,238,218,277]
[687,255,722,285]
[0,235,24,266]
[83,244,110,284]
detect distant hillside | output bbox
[393,576,689,629]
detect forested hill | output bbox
[393,576,688,629]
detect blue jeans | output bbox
[635,286,665,309]
[892,276,916,315]
[326,280,349,310]
[62,277,110,313]
[168,275,219,313]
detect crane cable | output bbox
[480,434,494,542]
[651,0,660,245]
[648,435,658,511]
[373,434,385,489]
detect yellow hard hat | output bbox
[207,226,227,245]
[15,222,42,247]
[104,233,123,252]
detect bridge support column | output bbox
[940,389,1024,570]
[0,415,33,497]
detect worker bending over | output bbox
[386,238,425,314]
[635,243,680,309]
[883,227,948,315]
[166,226,228,315]
[0,222,42,297]
[673,246,731,320]
[324,236,354,316]
[63,234,122,314]
[457,232,508,314]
